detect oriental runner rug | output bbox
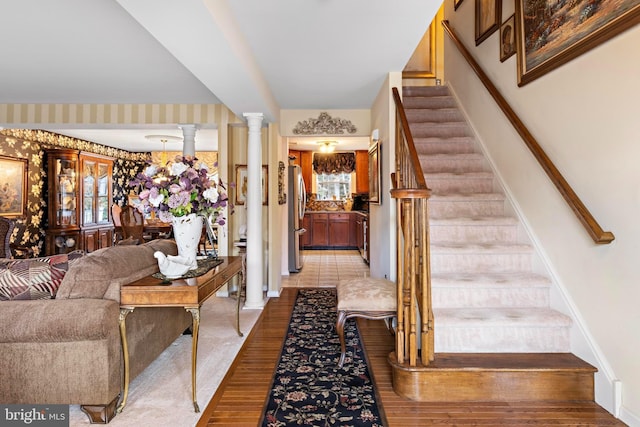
[260,288,384,427]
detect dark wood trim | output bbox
[442,20,614,245]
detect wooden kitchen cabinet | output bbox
[328,213,350,246]
[350,214,359,247]
[303,212,361,249]
[301,213,312,248]
[300,151,313,194]
[355,150,369,194]
[310,213,329,247]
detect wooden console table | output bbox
[117,256,243,413]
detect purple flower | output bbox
[127,155,233,224]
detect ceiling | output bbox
[0,0,439,152]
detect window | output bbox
[315,172,352,201]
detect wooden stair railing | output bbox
[391,86,434,367]
[442,20,614,245]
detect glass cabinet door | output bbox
[56,158,78,227]
[97,163,109,223]
[83,161,96,224]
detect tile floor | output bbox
[281,249,370,288]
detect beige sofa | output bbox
[0,240,192,423]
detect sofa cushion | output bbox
[0,251,85,301]
[56,239,177,302]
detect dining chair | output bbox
[112,203,123,244]
[119,205,145,244]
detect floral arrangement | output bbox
[128,155,232,225]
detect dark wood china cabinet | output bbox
[45,149,114,255]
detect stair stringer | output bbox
[445,82,620,416]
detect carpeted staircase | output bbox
[403,85,572,353]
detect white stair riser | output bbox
[435,327,570,353]
[431,252,532,273]
[430,224,519,243]
[432,286,550,308]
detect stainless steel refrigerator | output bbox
[288,165,307,272]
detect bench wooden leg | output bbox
[336,310,348,368]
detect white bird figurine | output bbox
[154,251,195,279]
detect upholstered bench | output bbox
[336,277,396,368]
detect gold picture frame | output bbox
[368,142,381,205]
[516,0,640,86]
[235,165,268,206]
[0,155,28,218]
[475,0,501,46]
[500,14,516,62]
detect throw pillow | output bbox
[0,251,85,301]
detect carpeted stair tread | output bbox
[431,192,505,201]
[434,307,572,327]
[432,271,551,287]
[431,272,551,308]
[426,172,495,194]
[403,85,451,97]
[430,216,518,226]
[409,122,470,138]
[403,85,572,354]
[430,242,534,254]
[403,96,457,109]
[405,108,465,123]
[414,137,478,154]
[429,216,520,244]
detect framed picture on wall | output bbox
[235,165,268,206]
[515,0,640,85]
[500,14,516,62]
[368,142,381,205]
[0,155,28,218]
[475,0,501,46]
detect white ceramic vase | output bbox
[171,213,202,270]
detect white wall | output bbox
[444,2,640,424]
[369,72,402,281]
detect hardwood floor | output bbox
[197,251,624,426]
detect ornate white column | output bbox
[178,124,197,156]
[243,113,265,309]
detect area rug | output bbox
[67,295,261,426]
[261,288,384,427]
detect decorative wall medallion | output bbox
[292,112,357,135]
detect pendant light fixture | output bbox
[317,140,338,153]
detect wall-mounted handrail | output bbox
[442,20,614,245]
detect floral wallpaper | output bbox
[0,129,149,257]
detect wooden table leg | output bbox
[185,307,200,413]
[116,307,135,413]
[236,258,246,337]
